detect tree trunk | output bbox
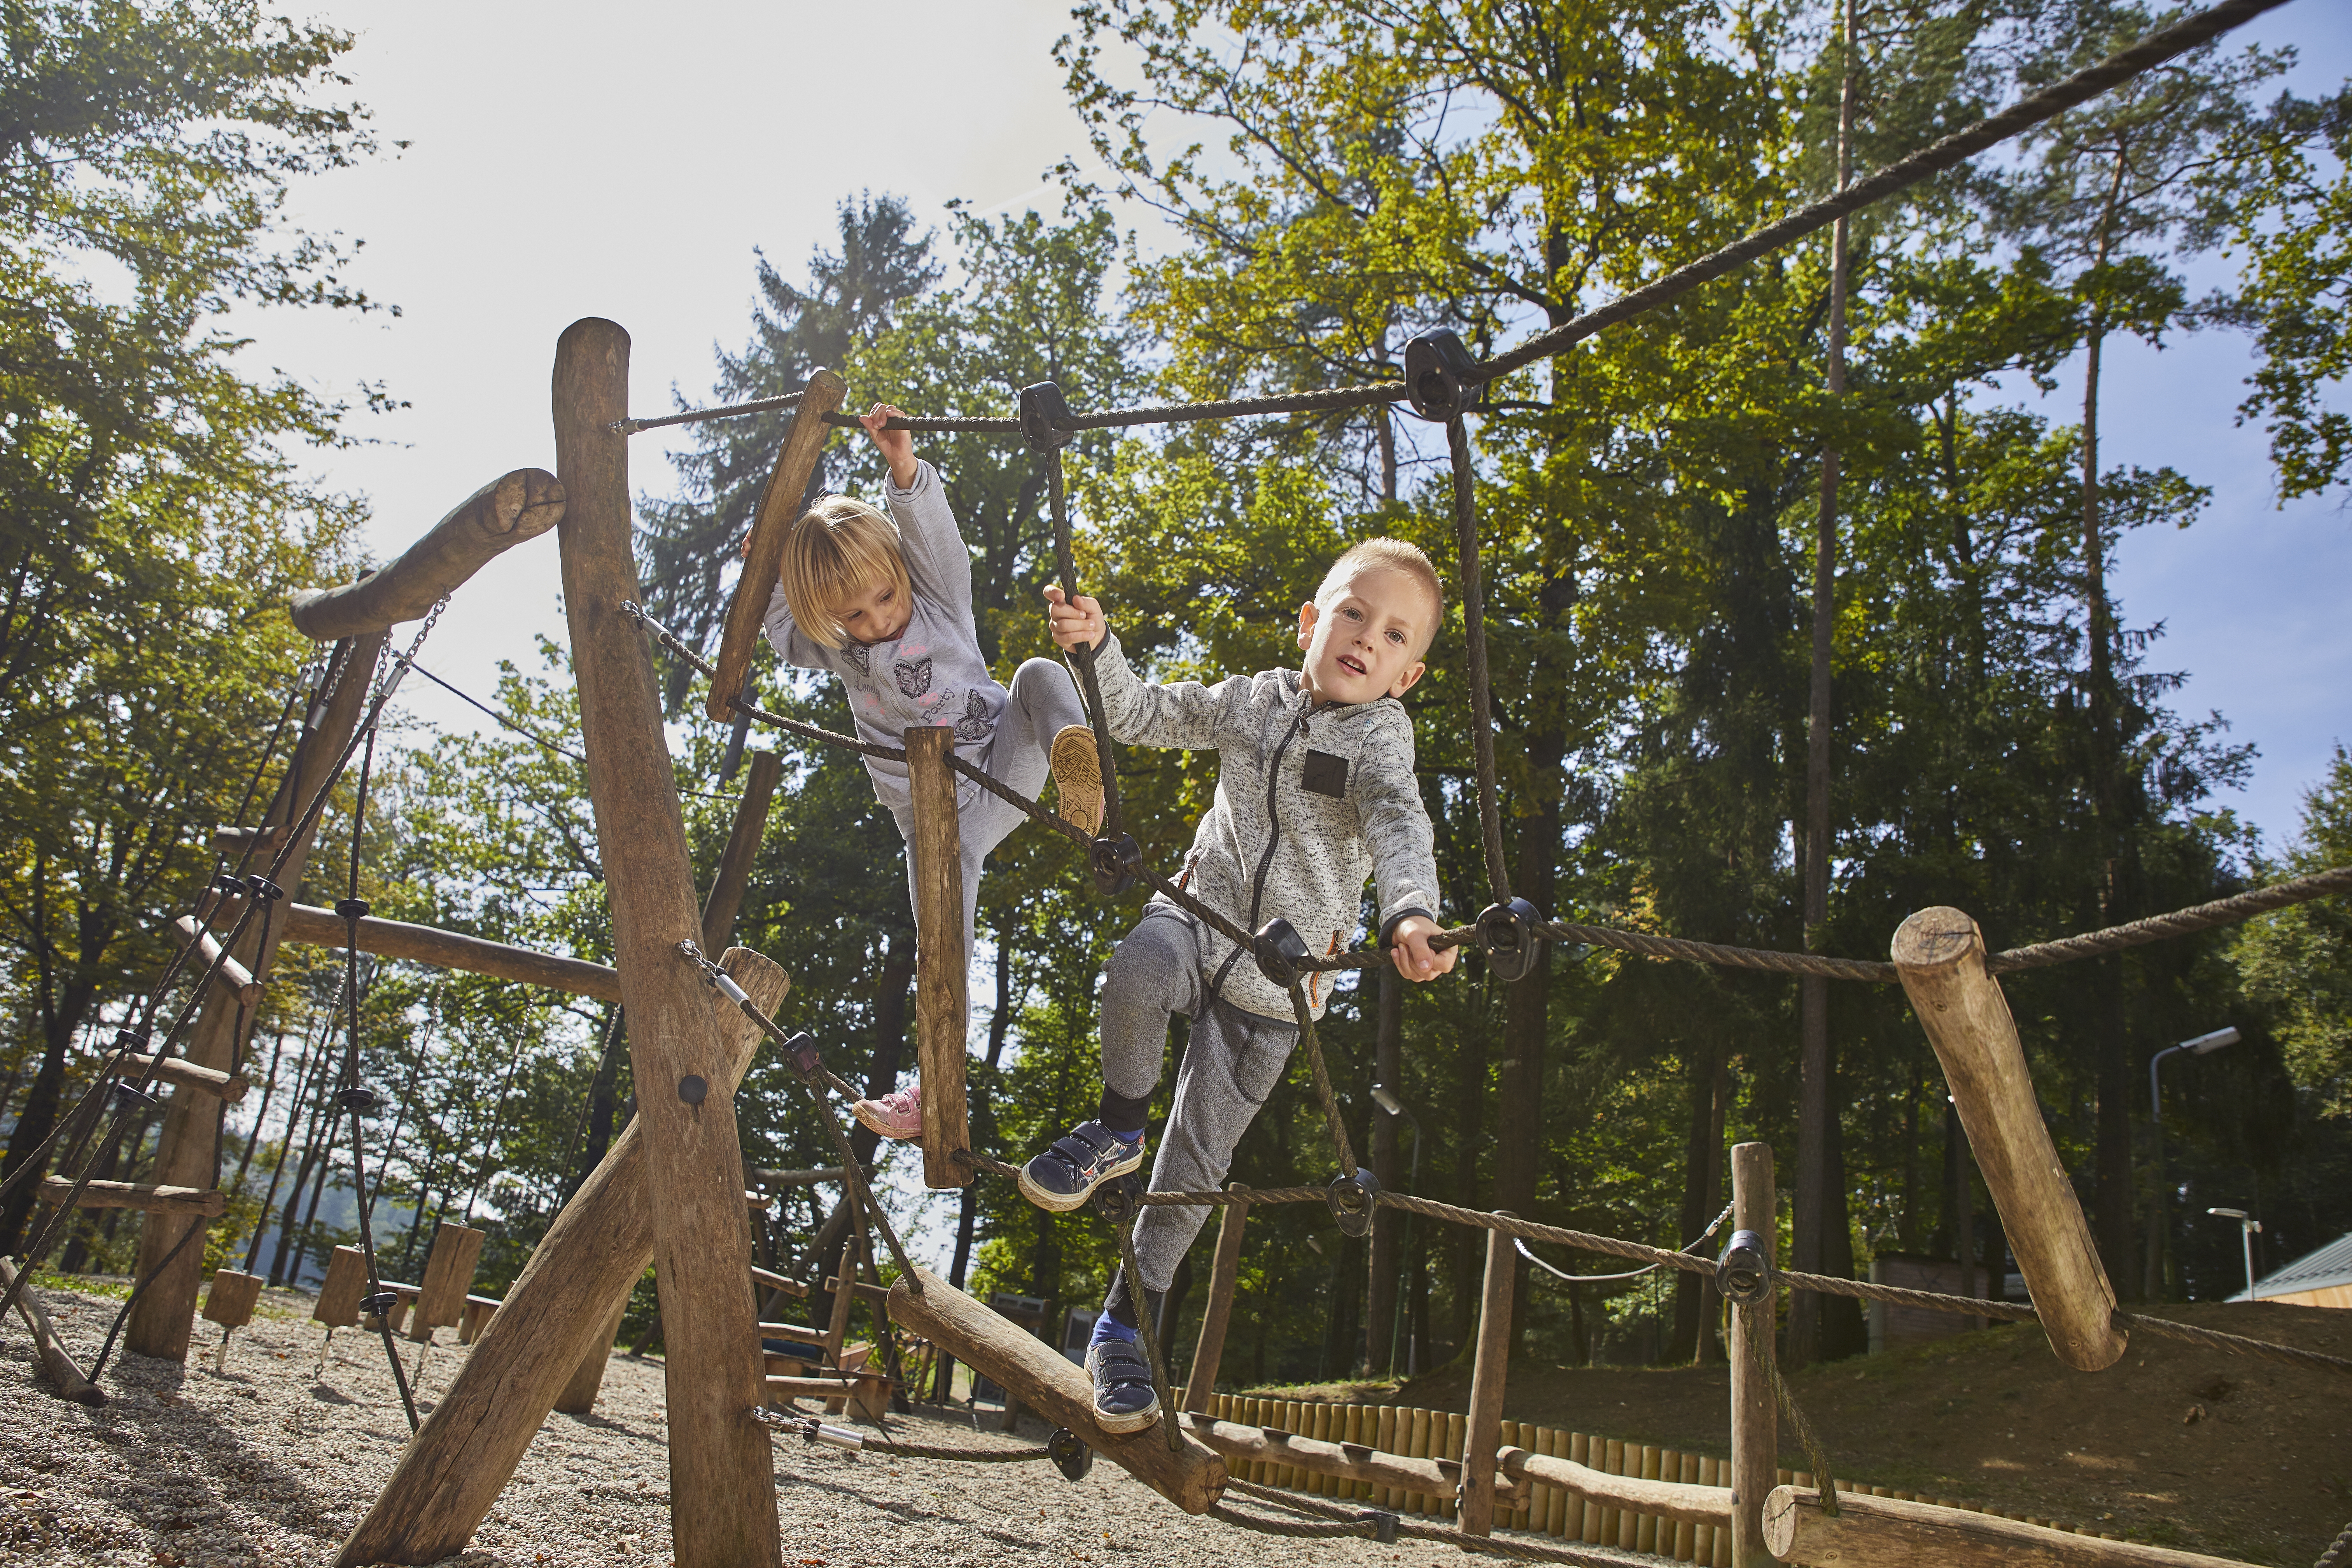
[1363,965,1402,1375]
[0,965,105,1253]
[1668,1042,1720,1362]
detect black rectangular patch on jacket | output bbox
[1301,750,1349,798]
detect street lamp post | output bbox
[1371,1085,1423,1380]
[2146,1027,2238,1298]
[2206,1207,2264,1301]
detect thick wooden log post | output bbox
[1181,1184,1248,1411]
[702,748,782,950]
[408,1221,486,1341]
[290,469,567,639]
[315,1246,369,1329]
[706,370,846,721]
[1764,1488,2248,1568]
[336,945,786,1568]
[204,1270,267,1330]
[1892,907,2125,1372]
[887,1267,1228,1513]
[1499,1447,1731,1526]
[1729,1141,1776,1568]
[1459,1215,1516,1535]
[550,317,777,1568]
[128,630,386,1360]
[276,901,621,1000]
[904,726,972,1188]
[0,1257,104,1405]
[555,1291,632,1414]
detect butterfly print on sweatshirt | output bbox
[955,690,990,742]
[893,656,934,699]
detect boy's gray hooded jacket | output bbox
[1093,632,1442,1022]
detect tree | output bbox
[2235,749,2352,1118]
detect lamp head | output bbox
[1371,1085,1405,1117]
[2182,1027,2240,1055]
[2207,1206,2247,1220]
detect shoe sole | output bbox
[1015,1142,1144,1213]
[1050,726,1104,839]
[1094,1397,1160,1435]
[852,1102,922,1141]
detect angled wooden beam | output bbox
[121,1050,248,1105]
[274,901,620,1001]
[290,469,567,639]
[1180,1184,1247,1411]
[167,916,264,1008]
[40,1178,226,1216]
[0,1257,105,1405]
[701,748,782,951]
[705,371,845,721]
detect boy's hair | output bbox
[1318,538,1445,653]
[778,495,913,649]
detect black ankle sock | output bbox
[1097,1085,1152,1135]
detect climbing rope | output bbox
[2313,1517,2352,1568]
[1743,1304,1840,1516]
[1111,1198,1184,1454]
[1447,414,1510,905]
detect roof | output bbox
[2230,1231,2352,1302]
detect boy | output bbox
[762,404,1104,1139]
[1024,539,1456,1430]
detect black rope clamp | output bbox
[1403,329,1486,422]
[1093,1171,1144,1222]
[1354,1509,1400,1544]
[780,1031,824,1080]
[1018,381,1076,452]
[337,1087,379,1113]
[243,874,284,902]
[113,1027,152,1055]
[334,897,371,922]
[1048,1426,1094,1483]
[210,872,248,901]
[111,1080,159,1112]
[1716,1229,1773,1304]
[1252,916,1313,990]
[1325,1167,1381,1238]
[1476,898,1546,984]
[360,1291,399,1319]
[1090,832,1141,898]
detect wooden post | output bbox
[1892,907,2125,1372]
[1181,1186,1248,1410]
[702,749,782,951]
[705,369,847,721]
[315,1245,369,1329]
[408,1221,485,1340]
[902,726,972,1189]
[0,1257,104,1405]
[550,318,778,1568]
[290,469,566,639]
[1764,1487,2249,1568]
[126,629,387,1360]
[336,945,786,1568]
[555,1290,633,1414]
[1729,1142,1776,1568]
[887,1267,1228,1514]
[1459,1216,1516,1536]
[203,1270,266,1329]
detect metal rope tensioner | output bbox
[749,1407,867,1451]
[1715,1228,1774,1305]
[1402,327,1487,422]
[1476,897,1546,984]
[1048,1427,1093,1482]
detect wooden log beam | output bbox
[168,916,264,1008]
[822,1274,894,1312]
[904,727,972,1188]
[886,1266,1227,1514]
[275,901,620,1001]
[122,1050,249,1106]
[212,824,283,858]
[336,944,786,1567]
[706,371,845,721]
[701,748,782,951]
[0,1257,105,1406]
[746,1166,846,1188]
[1763,1488,2249,1568]
[1729,1141,1776,1568]
[555,1290,632,1415]
[1181,1183,1247,1411]
[38,1178,225,1216]
[1500,1449,1731,1526]
[1893,907,2125,1372]
[129,629,386,1362]
[1459,1217,1516,1535]
[290,469,567,639]
[751,1264,808,1297]
[1177,1415,1481,1501]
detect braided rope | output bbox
[2313,1517,2352,1568]
[1746,1305,1840,1515]
[1987,866,2352,972]
[866,1439,1054,1464]
[1540,921,1897,982]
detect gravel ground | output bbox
[2,1281,1475,1568]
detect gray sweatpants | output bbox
[892,658,1088,1028]
[1102,905,1300,1293]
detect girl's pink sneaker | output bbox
[852,1084,923,1141]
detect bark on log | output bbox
[702,748,782,951]
[1730,1142,1776,1568]
[904,727,971,1188]
[1181,1184,1248,1412]
[0,1257,105,1405]
[1893,907,2125,1372]
[555,1290,632,1415]
[128,630,385,1361]
[122,1051,249,1105]
[168,915,264,1007]
[203,1270,267,1328]
[275,901,620,1001]
[887,1266,1227,1514]
[38,1178,225,1216]
[1763,1488,2248,1568]
[1459,1217,1516,1535]
[1500,1449,1731,1526]
[334,943,786,1568]
[290,469,567,639]
[706,372,845,721]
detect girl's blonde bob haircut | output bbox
[777,495,913,649]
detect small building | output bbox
[2228,1232,2352,1309]
[1866,1253,1999,1353]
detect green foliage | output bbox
[2235,749,2352,1117]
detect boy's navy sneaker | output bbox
[1017,1120,1144,1213]
[1083,1339,1161,1433]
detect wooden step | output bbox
[37,1178,224,1216]
[168,916,264,1008]
[121,1051,250,1104]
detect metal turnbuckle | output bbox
[1091,832,1141,898]
[1252,916,1312,990]
[1093,1171,1144,1222]
[1018,381,1076,452]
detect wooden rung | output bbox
[822,1275,893,1310]
[273,900,620,1001]
[746,1189,770,1210]
[746,1165,847,1188]
[757,1322,827,1341]
[122,1050,250,1105]
[1501,1448,1731,1526]
[168,916,264,1008]
[751,1265,808,1297]
[212,824,284,858]
[37,1178,225,1216]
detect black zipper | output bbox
[1245,693,1312,932]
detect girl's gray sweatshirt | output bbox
[1092,631,1442,1022]
[760,460,1004,816]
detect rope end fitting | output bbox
[1325,1167,1381,1238]
[1049,1426,1094,1482]
[1716,1229,1773,1304]
[1403,329,1488,422]
[1477,898,1546,983]
[1354,1509,1400,1544]
[1252,916,1313,990]
[1091,832,1141,898]
[1018,381,1076,452]
[1093,1171,1144,1222]
[334,897,370,922]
